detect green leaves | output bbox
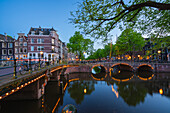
[70,0,170,40]
[67,31,94,59]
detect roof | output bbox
[0,34,15,42]
[28,27,56,35]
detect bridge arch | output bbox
[110,63,134,72]
[91,64,107,80]
[109,63,134,82]
[137,64,154,72]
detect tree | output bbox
[115,28,145,60]
[67,31,94,59]
[70,0,170,39]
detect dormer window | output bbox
[39,31,43,35]
[19,38,23,42]
[31,31,35,35]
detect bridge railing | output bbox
[0,58,60,82]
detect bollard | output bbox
[29,58,32,74]
[60,81,64,94]
[13,59,17,79]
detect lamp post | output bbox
[138,55,140,62]
[40,51,43,69]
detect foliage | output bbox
[70,0,170,40]
[87,43,115,60]
[67,31,94,59]
[115,28,145,58]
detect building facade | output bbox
[14,33,28,59]
[0,33,15,60]
[27,27,59,61]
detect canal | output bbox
[0,72,170,113]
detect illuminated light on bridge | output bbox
[0,74,46,100]
[6,93,9,96]
[137,64,154,70]
[159,89,163,95]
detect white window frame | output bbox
[8,43,13,48]
[31,39,34,43]
[8,49,13,55]
[2,43,7,48]
[15,42,18,46]
[23,42,27,46]
[31,46,34,51]
[2,49,7,55]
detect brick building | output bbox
[27,27,59,61]
[14,33,28,59]
[0,33,15,60]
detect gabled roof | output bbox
[28,27,56,35]
[0,34,14,42]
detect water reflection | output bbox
[1,72,170,113]
[110,68,134,82]
[137,71,154,80]
[67,81,95,104]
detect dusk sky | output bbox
[0,0,121,49]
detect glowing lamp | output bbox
[12,89,15,92]
[159,89,163,95]
[0,96,2,99]
[84,89,87,93]
[6,93,9,95]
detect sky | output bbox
[0,0,121,49]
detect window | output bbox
[15,48,18,53]
[29,53,32,57]
[38,39,41,43]
[15,42,18,46]
[2,49,7,55]
[39,31,43,35]
[52,46,55,52]
[8,43,13,48]
[31,39,34,43]
[8,49,13,55]
[52,39,55,45]
[19,42,23,46]
[19,38,23,42]
[2,43,7,48]
[37,46,44,51]
[31,46,34,51]
[24,48,27,53]
[38,53,40,58]
[33,53,35,57]
[31,31,35,35]
[23,42,27,46]
[19,48,23,53]
[37,39,44,43]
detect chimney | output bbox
[4,33,7,41]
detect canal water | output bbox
[0,72,170,113]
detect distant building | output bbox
[27,27,59,61]
[14,33,28,59]
[68,52,76,61]
[0,33,15,60]
[143,37,170,62]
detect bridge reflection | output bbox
[1,72,170,113]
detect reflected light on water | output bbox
[159,89,163,95]
[111,85,119,98]
[84,89,87,93]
